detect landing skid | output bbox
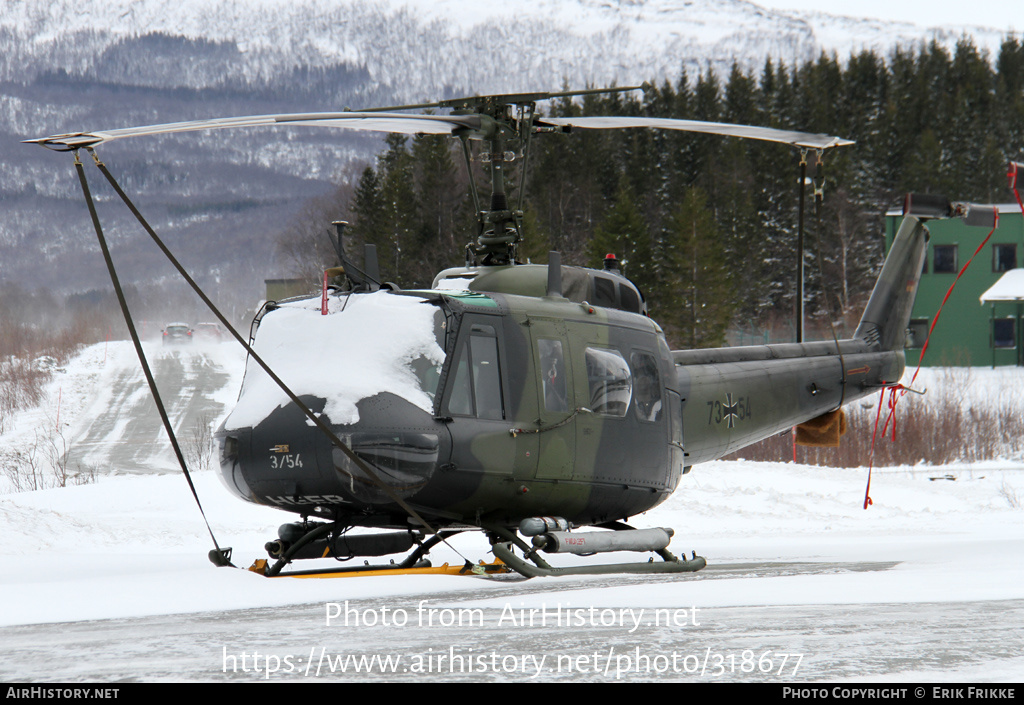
[250,557,512,579]
[253,524,473,578]
[490,543,706,577]
[486,525,707,578]
[239,520,707,579]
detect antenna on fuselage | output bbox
[331,221,380,291]
[546,250,563,298]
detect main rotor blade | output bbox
[26,109,852,152]
[536,116,854,150]
[359,83,650,112]
[24,112,486,150]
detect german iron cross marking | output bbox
[722,393,740,428]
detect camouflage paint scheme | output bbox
[217,215,927,532]
[24,87,913,573]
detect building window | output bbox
[933,245,958,273]
[993,244,1017,273]
[993,319,1016,349]
[906,319,929,349]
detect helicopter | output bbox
[26,85,990,579]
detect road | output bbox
[72,344,233,474]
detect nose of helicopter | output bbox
[217,392,447,512]
[213,290,449,513]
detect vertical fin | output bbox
[855,216,928,351]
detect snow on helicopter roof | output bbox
[222,290,445,431]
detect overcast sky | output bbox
[752,0,1020,33]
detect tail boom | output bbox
[671,214,928,465]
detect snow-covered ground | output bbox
[1,341,1022,682]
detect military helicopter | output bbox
[26,85,988,579]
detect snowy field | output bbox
[1,342,1023,682]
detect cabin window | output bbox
[446,327,504,420]
[993,318,1016,348]
[993,244,1017,273]
[630,352,662,422]
[593,277,616,308]
[933,245,958,274]
[619,285,641,313]
[538,338,568,413]
[584,347,632,417]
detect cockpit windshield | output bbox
[223,291,448,431]
[408,307,447,401]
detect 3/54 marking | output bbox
[269,453,303,469]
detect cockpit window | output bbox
[410,354,442,400]
[409,308,446,401]
[445,323,504,420]
[471,336,503,420]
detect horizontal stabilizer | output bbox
[902,193,951,218]
[902,194,999,228]
[959,202,999,228]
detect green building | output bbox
[885,204,1024,367]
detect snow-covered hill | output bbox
[2,0,1011,98]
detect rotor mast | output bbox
[360,85,650,266]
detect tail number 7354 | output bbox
[706,394,751,428]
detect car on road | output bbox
[162,323,193,345]
[193,322,227,342]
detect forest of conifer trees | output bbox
[281,37,1024,351]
